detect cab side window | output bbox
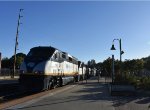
[54,53,57,59]
[62,54,66,59]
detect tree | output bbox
[10,53,26,69]
[87,59,96,68]
[144,59,150,71]
[123,59,144,75]
[95,62,102,70]
[1,53,26,69]
[101,57,112,76]
[1,57,11,68]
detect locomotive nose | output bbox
[27,62,35,67]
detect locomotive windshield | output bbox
[25,47,55,61]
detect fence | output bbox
[0,68,20,77]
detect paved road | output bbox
[6,77,150,110]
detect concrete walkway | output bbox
[5,77,150,110]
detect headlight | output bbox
[39,71,44,74]
[34,71,44,74]
[34,71,38,74]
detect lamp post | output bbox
[112,55,115,83]
[110,38,124,82]
[110,39,124,62]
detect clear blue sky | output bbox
[1,1,150,63]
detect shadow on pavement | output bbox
[11,77,150,110]
[71,77,150,107]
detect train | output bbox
[19,46,94,91]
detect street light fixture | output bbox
[110,38,124,62]
[110,44,116,50]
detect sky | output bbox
[1,1,150,63]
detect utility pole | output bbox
[12,9,23,78]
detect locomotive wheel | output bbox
[48,81,53,90]
[53,77,57,88]
[51,78,55,89]
[58,76,63,87]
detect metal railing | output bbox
[0,68,19,79]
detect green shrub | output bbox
[140,77,150,90]
[113,71,150,90]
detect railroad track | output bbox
[0,78,88,110]
[0,82,40,104]
[0,90,35,103]
[0,82,76,104]
[0,82,80,110]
